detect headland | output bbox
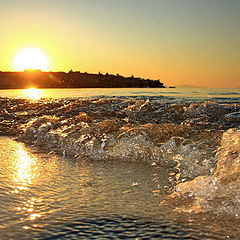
[0,70,165,89]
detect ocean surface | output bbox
[0,87,239,103]
[0,88,239,239]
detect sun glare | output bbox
[24,88,41,99]
[14,47,50,71]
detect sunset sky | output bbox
[0,0,239,88]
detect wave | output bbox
[1,97,240,217]
[208,92,240,96]
[163,128,240,218]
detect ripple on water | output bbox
[28,216,233,239]
[0,135,239,239]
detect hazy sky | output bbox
[1,0,239,87]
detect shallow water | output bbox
[0,88,240,238]
[0,137,239,239]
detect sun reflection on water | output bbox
[12,144,37,191]
[12,144,43,223]
[23,87,41,99]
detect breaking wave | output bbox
[0,96,240,218]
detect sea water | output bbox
[0,137,238,239]
[0,87,239,103]
[0,88,239,239]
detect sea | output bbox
[0,88,239,239]
[0,87,239,103]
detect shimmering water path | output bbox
[1,87,239,103]
[0,137,238,239]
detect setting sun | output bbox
[13,47,50,71]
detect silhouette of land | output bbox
[0,70,165,89]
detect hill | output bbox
[0,70,165,89]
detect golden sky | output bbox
[0,0,239,88]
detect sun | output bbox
[13,47,50,71]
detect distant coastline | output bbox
[0,70,165,89]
